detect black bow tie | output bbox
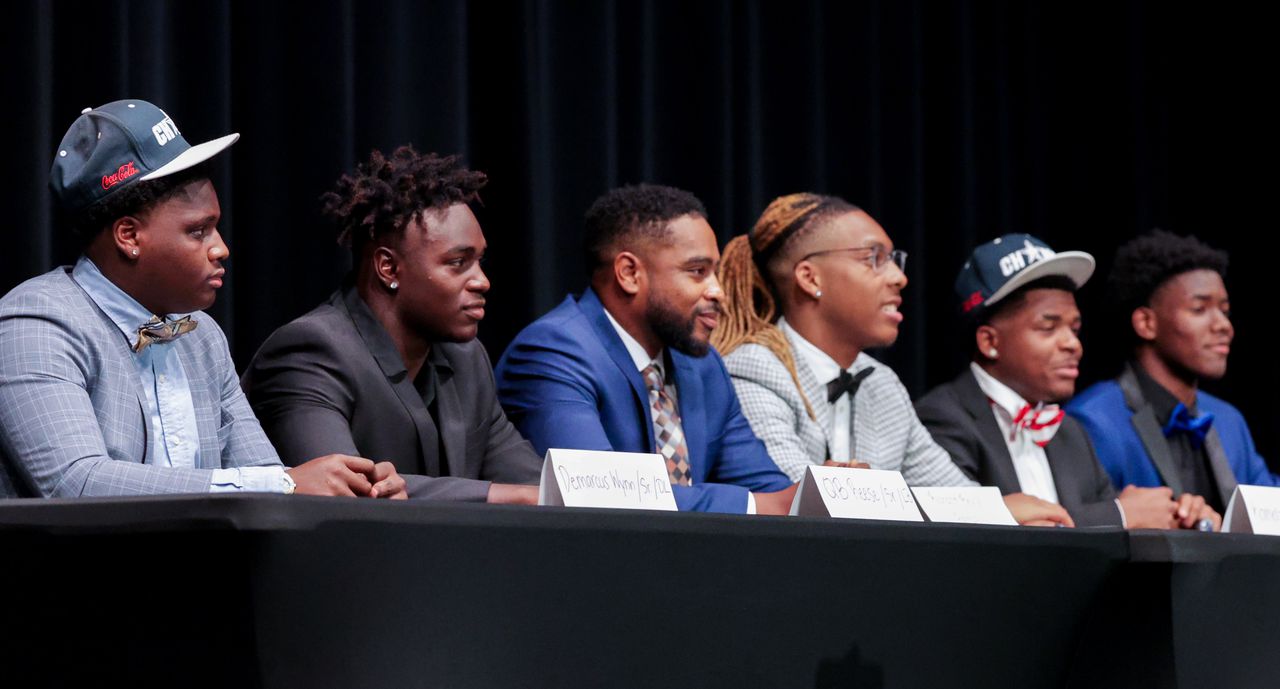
[827,367,874,404]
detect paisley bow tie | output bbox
[133,315,198,353]
[1163,402,1214,449]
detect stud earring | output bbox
[814,290,822,298]
[388,281,399,290]
[131,249,139,257]
[988,348,998,359]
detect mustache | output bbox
[696,303,723,317]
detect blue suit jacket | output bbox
[1067,365,1279,504]
[494,288,791,513]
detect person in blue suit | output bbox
[1068,230,1279,517]
[494,184,795,514]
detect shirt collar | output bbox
[603,306,661,373]
[779,317,843,385]
[970,362,1032,418]
[72,256,184,349]
[778,317,876,383]
[1131,361,1188,424]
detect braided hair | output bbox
[713,193,860,420]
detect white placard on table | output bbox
[789,465,923,521]
[538,448,678,511]
[1222,485,1280,535]
[910,486,1018,526]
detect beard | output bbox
[646,293,717,357]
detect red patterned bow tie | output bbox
[990,400,1064,448]
[1009,404,1064,447]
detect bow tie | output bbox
[133,315,197,353]
[827,367,874,404]
[996,402,1064,448]
[1163,402,1214,448]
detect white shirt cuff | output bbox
[1114,498,1128,529]
[746,493,757,515]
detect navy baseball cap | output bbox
[955,234,1095,315]
[49,99,239,215]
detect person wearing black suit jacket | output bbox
[917,234,1216,529]
[242,147,541,503]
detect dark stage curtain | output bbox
[4,1,1277,468]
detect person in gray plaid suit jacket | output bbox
[713,193,1074,526]
[0,99,405,499]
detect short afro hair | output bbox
[1108,229,1228,317]
[67,162,213,244]
[583,183,707,274]
[321,145,487,255]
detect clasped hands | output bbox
[285,454,408,499]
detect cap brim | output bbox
[140,132,239,182]
[984,251,1096,307]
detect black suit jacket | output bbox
[915,368,1122,527]
[242,285,542,501]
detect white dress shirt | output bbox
[969,363,1061,504]
[780,318,857,462]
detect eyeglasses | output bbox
[797,246,908,274]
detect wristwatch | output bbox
[281,470,297,495]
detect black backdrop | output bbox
[4,1,1278,470]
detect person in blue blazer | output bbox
[1067,230,1279,516]
[494,184,795,514]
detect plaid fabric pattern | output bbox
[0,268,281,498]
[643,364,692,485]
[723,331,977,487]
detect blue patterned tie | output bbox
[1162,402,1214,449]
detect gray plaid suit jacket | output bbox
[723,329,976,487]
[0,267,281,498]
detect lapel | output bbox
[1202,425,1239,507]
[669,350,707,479]
[65,268,153,464]
[955,369,1023,493]
[338,286,440,475]
[578,289,654,451]
[431,349,467,477]
[780,327,833,456]
[1118,363,1184,494]
[177,338,222,468]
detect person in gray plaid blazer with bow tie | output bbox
[713,193,1073,526]
[0,99,404,499]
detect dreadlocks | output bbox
[713,193,860,420]
[321,145,487,255]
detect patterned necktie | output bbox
[134,315,198,353]
[991,401,1064,449]
[642,363,691,486]
[1163,402,1214,449]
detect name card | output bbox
[538,448,678,511]
[910,486,1018,526]
[1223,485,1280,535]
[789,465,923,521]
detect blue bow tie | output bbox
[1162,402,1214,449]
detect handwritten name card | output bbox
[1223,485,1280,535]
[911,486,1018,526]
[790,465,923,521]
[538,448,678,511]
